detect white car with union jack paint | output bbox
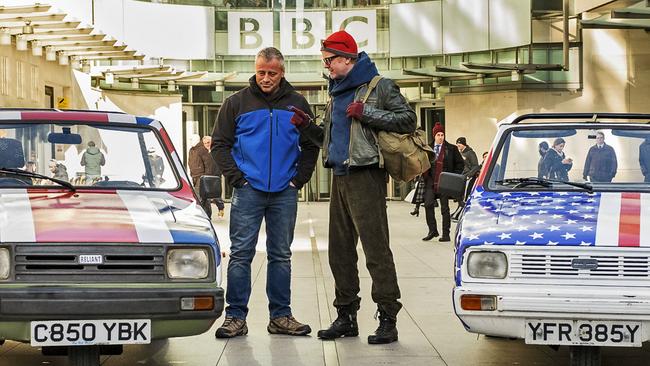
[0,109,224,365]
[449,113,650,366]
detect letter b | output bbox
[292,18,315,49]
[240,18,263,49]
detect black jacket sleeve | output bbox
[298,121,324,149]
[292,98,320,189]
[450,144,464,174]
[359,78,416,134]
[211,97,247,188]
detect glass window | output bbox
[496,50,516,64]
[390,57,403,70]
[486,127,650,190]
[468,51,491,63]
[0,122,179,189]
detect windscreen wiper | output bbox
[0,167,75,191]
[496,177,593,192]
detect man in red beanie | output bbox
[289,30,416,345]
[422,122,464,242]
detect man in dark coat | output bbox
[583,131,617,183]
[290,30,416,345]
[423,123,464,242]
[639,136,650,183]
[456,137,479,178]
[188,136,224,218]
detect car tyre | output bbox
[569,346,601,366]
[68,345,100,366]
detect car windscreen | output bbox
[0,122,179,190]
[486,126,650,191]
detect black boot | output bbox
[422,231,439,241]
[368,309,398,344]
[317,308,359,340]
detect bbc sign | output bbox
[227,10,377,56]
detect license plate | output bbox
[525,319,642,347]
[31,319,151,346]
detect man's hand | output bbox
[218,209,225,218]
[289,106,310,128]
[346,102,364,120]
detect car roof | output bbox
[505,113,650,125]
[0,108,155,125]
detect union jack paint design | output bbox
[454,186,650,285]
[0,110,219,266]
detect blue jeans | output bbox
[225,184,298,320]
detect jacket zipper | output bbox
[268,109,273,190]
[347,86,363,166]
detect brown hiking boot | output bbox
[215,317,248,338]
[267,315,311,336]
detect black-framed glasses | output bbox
[322,55,340,66]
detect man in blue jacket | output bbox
[291,31,416,344]
[211,47,319,338]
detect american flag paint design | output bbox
[455,186,650,284]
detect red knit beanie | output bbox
[321,30,358,59]
[432,122,445,137]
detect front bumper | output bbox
[454,284,650,341]
[0,286,224,342]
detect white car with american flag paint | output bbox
[0,109,224,365]
[451,113,650,366]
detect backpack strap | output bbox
[361,75,384,168]
[361,75,383,103]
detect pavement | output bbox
[1,201,650,365]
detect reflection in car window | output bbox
[487,127,650,190]
[0,123,179,189]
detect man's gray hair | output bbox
[256,47,285,70]
[202,136,212,143]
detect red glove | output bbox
[289,106,310,128]
[346,102,364,120]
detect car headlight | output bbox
[0,248,10,280]
[467,251,507,279]
[167,249,209,279]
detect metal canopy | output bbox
[612,7,650,18]
[581,0,650,29]
[0,4,51,14]
[0,3,145,65]
[462,63,565,72]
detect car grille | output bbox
[509,248,650,280]
[13,244,167,282]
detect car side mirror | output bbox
[199,175,221,200]
[438,172,466,199]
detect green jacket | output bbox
[81,147,105,176]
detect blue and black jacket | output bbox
[211,76,319,193]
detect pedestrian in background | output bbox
[455,137,479,178]
[189,136,224,218]
[212,47,319,339]
[641,136,650,183]
[537,141,549,178]
[291,30,416,344]
[422,123,463,242]
[542,137,573,181]
[80,141,105,178]
[583,131,617,183]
